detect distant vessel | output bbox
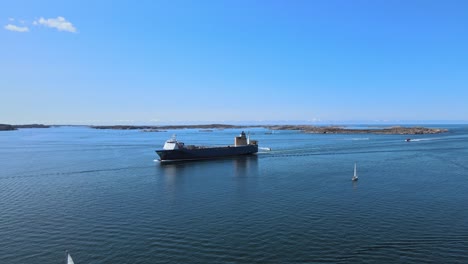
[155,131,258,162]
[352,163,358,181]
[406,138,411,142]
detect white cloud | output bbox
[34,16,76,33]
[4,24,29,32]
[8,18,14,21]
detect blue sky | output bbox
[1,0,467,124]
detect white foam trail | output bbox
[410,137,444,142]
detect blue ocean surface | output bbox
[1,125,468,263]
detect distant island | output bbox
[13,124,51,128]
[89,124,448,135]
[90,124,245,130]
[0,124,16,131]
[266,125,448,134]
[0,124,51,131]
[1,123,449,134]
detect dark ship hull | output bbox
[156,144,258,162]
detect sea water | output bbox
[1,125,467,263]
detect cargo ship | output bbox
[156,131,258,162]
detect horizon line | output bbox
[3,120,468,126]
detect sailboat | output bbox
[352,163,358,181]
[66,251,75,264]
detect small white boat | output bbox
[352,163,358,181]
[66,251,75,264]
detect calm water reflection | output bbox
[1,126,468,263]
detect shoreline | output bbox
[265,125,448,135]
[90,124,449,135]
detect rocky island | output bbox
[0,124,16,131]
[0,124,51,131]
[89,124,448,135]
[1,123,448,134]
[266,125,448,134]
[90,124,246,130]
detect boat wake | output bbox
[2,165,151,180]
[409,137,445,142]
[259,146,466,159]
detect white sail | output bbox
[352,163,358,181]
[67,253,75,264]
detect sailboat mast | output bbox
[354,163,357,177]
